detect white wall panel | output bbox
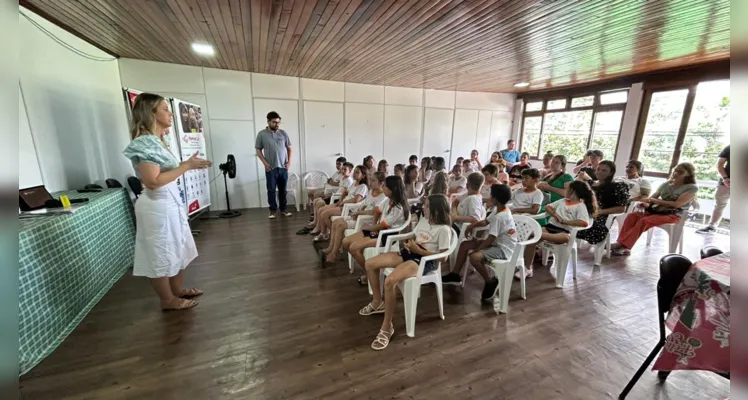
[385,86,422,106]
[304,101,345,173]
[490,111,514,155]
[384,105,422,164]
[451,110,479,165]
[422,108,454,160]
[425,89,455,109]
[19,86,43,189]
[456,91,515,111]
[209,120,261,210]
[301,78,344,102]
[616,83,643,171]
[119,58,204,94]
[345,103,384,165]
[475,110,493,162]
[252,73,299,99]
[345,83,384,104]
[203,68,253,120]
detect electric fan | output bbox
[218,154,241,218]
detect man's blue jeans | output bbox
[265,168,288,212]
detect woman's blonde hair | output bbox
[130,93,168,147]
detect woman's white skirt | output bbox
[132,181,198,278]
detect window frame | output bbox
[519,89,628,161]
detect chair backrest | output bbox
[604,214,618,229]
[700,246,723,259]
[658,254,692,314]
[287,172,300,192]
[85,184,103,190]
[303,170,329,189]
[513,214,543,246]
[105,178,123,188]
[127,176,143,197]
[378,213,413,248]
[674,208,691,229]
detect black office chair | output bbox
[84,184,103,190]
[127,176,143,199]
[618,254,693,398]
[106,178,123,188]
[700,246,723,260]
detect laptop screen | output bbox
[19,185,54,211]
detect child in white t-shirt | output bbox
[307,157,347,212]
[451,172,486,234]
[322,172,387,264]
[312,165,368,241]
[462,159,475,175]
[301,162,353,235]
[510,168,544,217]
[521,181,596,277]
[448,164,468,195]
[443,184,516,301]
[359,194,452,351]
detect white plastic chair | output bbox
[645,208,691,254]
[458,225,490,288]
[380,231,459,337]
[576,213,622,267]
[541,223,593,288]
[449,222,472,270]
[490,215,542,313]
[329,192,342,204]
[616,201,640,230]
[331,203,365,223]
[285,172,301,212]
[358,214,413,280]
[302,170,329,210]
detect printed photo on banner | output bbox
[178,102,204,133]
[172,98,211,215]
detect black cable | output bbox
[20,11,117,62]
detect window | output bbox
[519,89,628,161]
[634,80,730,184]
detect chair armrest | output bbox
[354,215,375,230]
[529,212,547,220]
[342,203,365,217]
[384,232,415,252]
[472,225,490,240]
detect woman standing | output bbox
[576,161,629,246]
[123,93,212,311]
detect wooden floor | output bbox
[20,209,730,400]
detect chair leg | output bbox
[348,253,354,274]
[571,247,578,279]
[594,241,605,266]
[541,247,550,266]
[605,234,612,259]
[646,229,654,246]
[403,281,419,338]
[519,255,526,300]
[434,279,445,320]
[294,191,300,212]
[555,251,569,288]
[495,263,514,314]
[618,341,665,399]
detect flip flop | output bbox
[178,288,203,298]
[162,298,198,312]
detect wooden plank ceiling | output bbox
[21,0,730,93]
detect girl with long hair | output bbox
[576,161,629,246]
[419,157,433,184]
[359,194,452,350]
[320,172,387,265]
[520,180,596,278]
[123,93,212,311]
[429,171,449,196]
[312,165,368,241]
[403,164,423,199]
[343,176,410,285]
[377,159,390,176]
[610,163,698,255]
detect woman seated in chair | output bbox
[610,163,698,256]
[342,176,410,284]
[521,181,596,278]
[575,160,629,247]
[537,154,574,203]
[311,165,368,241]
[320,172,387,265]
[615,159,652,201]
[359,194,452,351]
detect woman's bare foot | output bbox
[325,254,337,263]
[161,298,198,311]
[610,242,623,250]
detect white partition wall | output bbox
[118,58,517,210]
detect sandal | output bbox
[296,227,312,235]
[514,268,533,280]
[612,248,631,256]
[178,288,203,298]
[371,328,395,351]
[359,302,385,316]
[162,298,198,312]
[357,275,368,286]
[313,234,329,242]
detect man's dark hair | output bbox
[507,139,515,144]
[491,184,512,206]
[267,111,281,121]
[521,168,540,179]
[336,156,346,163]
[409,154,418,162]
[342,162,354,171]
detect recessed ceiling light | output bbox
[192,43,214,56]
[514,82,530,88]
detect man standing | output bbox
[573,149,604,181]
[697,145,730,234]
[256,111,293,219]
[499,140,521,172]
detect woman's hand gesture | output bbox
[182,151,212,170]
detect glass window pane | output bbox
[639,89,690,174]
[590,111,624,160]
[681,80,730,183]
[540,110,593,162]
[571,96,594,108]
[521,116,542,157]
[600,90,628,105]
[547,99,567,110]
[525,101,542,112]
